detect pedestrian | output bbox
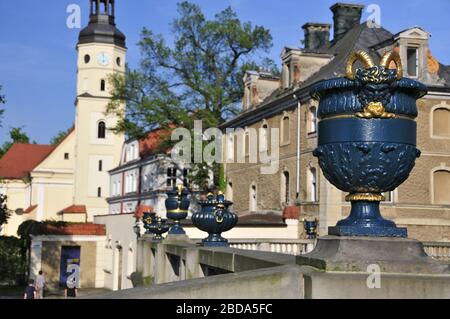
[64,279,78,299]
[23,279,36,300]
[35,270,46,299]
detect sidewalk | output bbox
[0,286,110,299]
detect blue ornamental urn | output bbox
[165,185,190,235]
[152,216,170,241]
[191,192,238,247]
[143,212,157,235]
[311,50,427,237]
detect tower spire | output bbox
[78,0,126,48]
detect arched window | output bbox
[100,79,106,92]
[249,184,257,212]
[98,160,103,172]
[433,108,450,137]
[308,167,317,202]
[434,170,450,204]
[309,107,317,133]
[281,171,290,204]
[98,121,106,139]
[260,124,269,152]
[281,116,290,144]
[97,187,102,198]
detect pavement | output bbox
[0,287,110,299]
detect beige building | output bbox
[0,0,125,237]
[222,3,450,242]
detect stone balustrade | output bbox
[423,242,450,260]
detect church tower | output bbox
[73,0,126,218]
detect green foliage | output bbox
[17,220,69,240]
[0,127,33,159]
[0,194,10,227]
[218,164,226,193]
[0,85,5,128]
[106,1,276,189]
[50,128,72,145]
[0,236,24,283]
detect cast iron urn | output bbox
[192,192,238,247]
[311,50,427,237]
[165,185,190,235]
[143,212,157,235]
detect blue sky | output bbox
[0,0,449,145]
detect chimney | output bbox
[302,23,331,50]
[330,3,364,42]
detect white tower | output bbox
[73,0,126,218]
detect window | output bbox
[309,107,317,134]
[116,57,121,67]
[227,133,234,162]
[183,169,191,188]
[97,187,102,198]
[64,153,69,160]
[84,54,90,64]
[434,170,450,204]
[100,79,106,92]
[282,116,290,144]
[245,131,250,156]
[407,47,418,77]
[433,108,450,137]
[308,167,317,202]
[282,171,290,204]
[98,121,106,139]
[167,168,177,188]
[99,160,103,172]
[250,184,257,212]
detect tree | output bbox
[50,128,72,145]
[0,85,5,128]
[107,1,276,188]
[0,127,32,159]
[0,194,10,227]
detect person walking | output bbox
[35,270,46,299]
[23,279,36,300]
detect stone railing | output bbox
[423,242,450,261]
[227,239,315,255]
[212,239,450,260]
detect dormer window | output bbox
[407,47,418,77]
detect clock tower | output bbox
[73,0,126,218]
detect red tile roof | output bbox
[24,205,38,215]
[42,223,106,236]
[60,205,87,214]
[282,206,300,220]
[134,205,154,219]
[0,144,56,179]
[139,126,174,158]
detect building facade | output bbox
[0,0,126,237]
[222,2,450,242]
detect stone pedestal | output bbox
[296,236,450,274]
[164,233,196,245]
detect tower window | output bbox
[99,160,103,172]
[84,55,90,64]
[64,153,69,160]
[100,79,106,91]
[98,121,106,139]
[97,187,102,198]
[116,57,121,66]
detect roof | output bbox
[38,223,106,236]
[24,205,38,215]
[134,205,154,219]
[139,129,172,158]
[0,144,56,180]
[60,205,87,215]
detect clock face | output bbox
[97,52,110,66]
